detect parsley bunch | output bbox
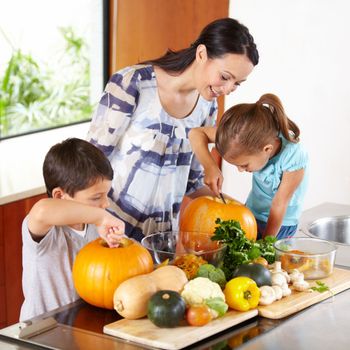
[211,218,277,280]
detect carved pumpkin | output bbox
[72,238,154,309]
[179,196,257,241]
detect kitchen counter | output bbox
[1,202,350,349]
[1,276,350,350]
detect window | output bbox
[0,0,108,140]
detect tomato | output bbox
[186,305,212,326]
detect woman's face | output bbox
[195,46,255,101]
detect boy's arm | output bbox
[188,127,223,196]
[28,198,125,246]
[263,169,305,238]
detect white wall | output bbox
[224,0,350,209]
[0,123,89,198]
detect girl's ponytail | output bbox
[257,94,300,142]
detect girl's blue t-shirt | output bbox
[245,136,308,226]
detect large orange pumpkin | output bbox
[179,196,257,241]
[72,238,153,309]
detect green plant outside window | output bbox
[0,27,96,139]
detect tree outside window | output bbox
[0,0,106,140]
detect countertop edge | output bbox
[0,186,46,205]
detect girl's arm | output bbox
[263,169,305,238]
[188,126,223,196]
[28,199,125,247]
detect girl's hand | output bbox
[204,166,224,197]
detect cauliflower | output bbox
[181,277,225,306]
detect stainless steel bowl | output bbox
[308,215,350,245]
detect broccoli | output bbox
[196,264,227,289]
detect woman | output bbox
[87,18,259,241]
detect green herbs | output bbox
[211,218,277,280]
[311,281,330,293]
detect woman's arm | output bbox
[263,169,305,238]
[188,126,223,196]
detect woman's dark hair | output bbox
[216,93,300,157]
[43,138,113,197]
[141,17,259,73]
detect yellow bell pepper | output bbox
[224,276,260,312]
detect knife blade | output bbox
[219,192,227,204]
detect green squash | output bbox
[233,263,271,287]
[147,290,186,328]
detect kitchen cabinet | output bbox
[0,193,46,327]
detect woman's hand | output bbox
[204,166,224,197]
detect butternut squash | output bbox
[113,265,188,319]
[150,265,188,292]
[113,275,157,319]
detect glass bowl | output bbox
[274,237,337,279]
[141,231,226,266]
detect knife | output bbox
[219,192,227,204]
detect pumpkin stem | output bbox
[162,293,170,300]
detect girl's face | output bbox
[224,146,273,173]
[195,45,254,101]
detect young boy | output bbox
[20,138,125,321]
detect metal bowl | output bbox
[308,215,350,245]
[274,237,337,279]
[141,231,226,266]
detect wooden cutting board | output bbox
[103,309,257,350]
[103,268,350,349]
[258,267,350,319]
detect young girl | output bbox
[189,93,308,239]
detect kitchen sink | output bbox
[308,215,350,245]
[298,203,350,267]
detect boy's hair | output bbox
[43,138,113,197]
[215,93,300,157]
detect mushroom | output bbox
[281,283,292,297]
[271,272,287,287]
[259,286,276,305]
[270,261,289,287]
[293,279,310,292]
[272,285,283,300]
[289,269,310,292]
[272,261,291,283]
[289,269,304,284]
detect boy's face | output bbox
[62,178,112,209]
